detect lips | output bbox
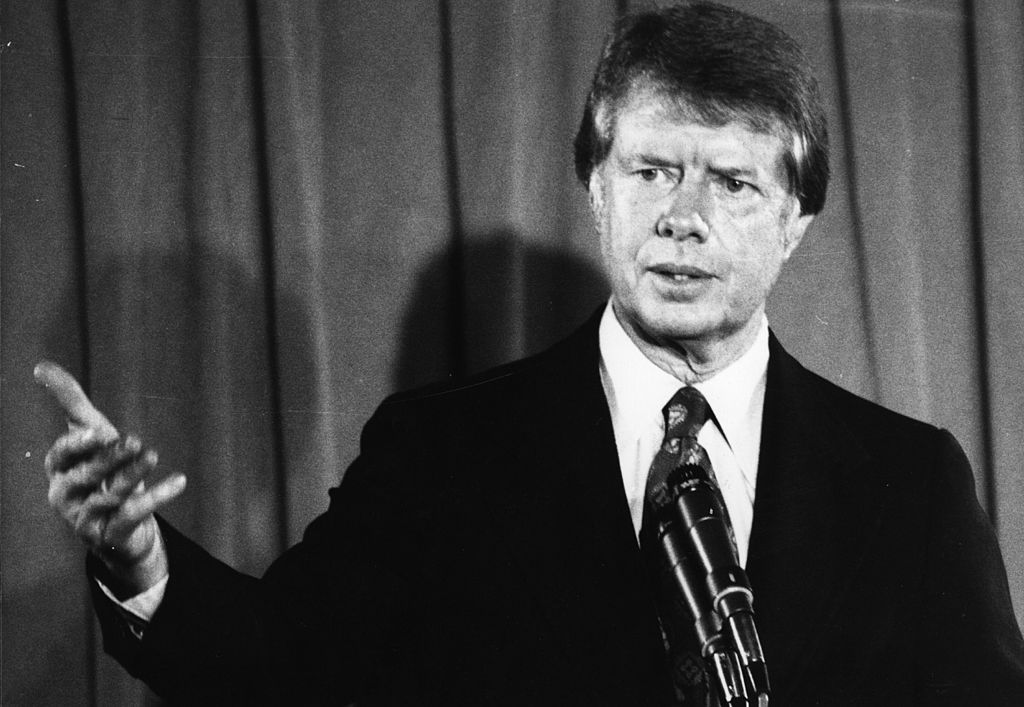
[648,263,714,280]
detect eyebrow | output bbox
[628,151,765,175]
[709,164,761,179]
[618,152,681,168]
[636,152,678,165]
[617,150,774,182]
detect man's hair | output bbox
[574,1,830,215]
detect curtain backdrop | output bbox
[3,0,1022,703]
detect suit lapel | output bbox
[486,314,670,704]
[478,320,890,702]
[746,334,888,700]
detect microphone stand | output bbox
[652,464,771,707]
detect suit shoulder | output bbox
[342,313,603,495]
[382,350,546,407]
[771,337,946,447]
[378,312,600,414]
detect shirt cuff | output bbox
[96,574,169,639]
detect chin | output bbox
[632,303,722,346]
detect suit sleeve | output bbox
[915,429,1024,704]
[88,398,444,704]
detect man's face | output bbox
[590,87,813,356]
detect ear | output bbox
[782,211,813,261]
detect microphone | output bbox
[655,517,749,706]
[665,463,770,703]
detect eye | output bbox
[724,178,748,193]
[635,167,679,185]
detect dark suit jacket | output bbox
[92,312,1024,705]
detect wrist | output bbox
[95,521,168,599]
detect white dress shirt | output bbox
[597,301,768,567]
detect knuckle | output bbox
[76,514,103,544]
[46,483,63,509]
[119,497,140,521]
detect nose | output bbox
[655,182,709,241]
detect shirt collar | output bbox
[598,300,769,483]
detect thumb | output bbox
[34,361,118,440]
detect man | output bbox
[38,2,1024,705]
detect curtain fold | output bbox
[974,0,1024,588]
[2,1,1021,703]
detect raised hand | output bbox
[35,361,185,594]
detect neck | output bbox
[614,307,764,385]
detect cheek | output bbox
[746,239,788,297]
[600,195,646,263]
[718,213,789,283]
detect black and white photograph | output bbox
[2,0,1023,704]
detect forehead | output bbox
[610,87,790,178]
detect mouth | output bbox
[649,264,714,280]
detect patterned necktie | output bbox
[640,386,731,706]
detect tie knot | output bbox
[662,386,709,440]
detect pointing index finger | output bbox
[34,361,118,439]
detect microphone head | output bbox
[666,463,713,491]
[650,463,717,525]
